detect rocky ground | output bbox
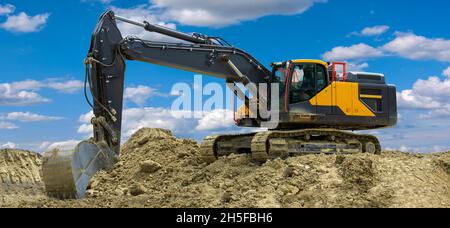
[0,149,46,206]
[1,128,449,208]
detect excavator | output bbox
[42,11,397,199]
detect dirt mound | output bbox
[337,156,377,191]
[2,128,449,208]
[435,157,450,175]
[0,149,46,207]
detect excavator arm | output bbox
[42,11,272,199]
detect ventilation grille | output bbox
[360,88,382,95]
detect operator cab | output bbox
[271,59,333,114]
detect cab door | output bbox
[288,63,317,114]
[288,63,332,115]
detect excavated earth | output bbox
[0,149,46,206]
[1,128,449,208]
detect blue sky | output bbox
[1,0,450,153]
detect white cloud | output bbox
[119,107,197,138]
[347,62,369,71]
[379,67,450,153]
[196,109,235,131]
[12,79,83,94]
[110,0,326,31]
[1,12,50,33]
[0,79,83,106]
[397,67,450,118]
[1,142,16,149]
[7,79,42,91]
[77,111,94,136]
[0,89,50,106]
[0,122,18,130]
[4,112,63,122]
[151,0,327,27]
[412,77,450,102]
[39,140,80,152]
[419,105,450,119]
[0,4,15,15]
[47,80,84,94]
[397,89,441,110]
[324,32,450,64]
[38,141,52,151]
[322,43,384,62]
[0,80,51,105]
[124,85,166,106]
[382,32,450,62]
[361,25,390,36]
[351,25,390,37]
[398,146,410,153]
[79,111,94,123]
[77,123,93,136]
[443,66,450,78]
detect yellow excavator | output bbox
[42,11,397,199]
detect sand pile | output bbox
[1,128,449,208]
[0,149,46,206]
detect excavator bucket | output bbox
[42,141,118,199]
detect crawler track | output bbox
[200,129,381,164]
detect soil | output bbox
[1,128,449,208]
[0,149,46,206]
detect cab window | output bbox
[290,63,328,104]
